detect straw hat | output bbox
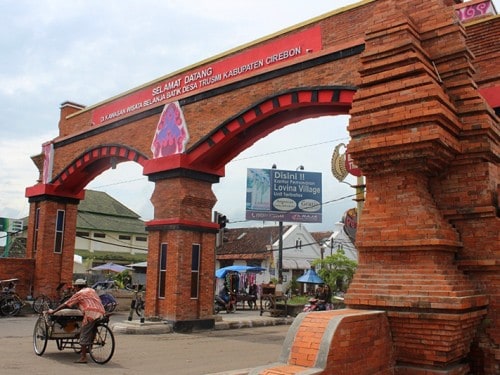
[73,279,87,286]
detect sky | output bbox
[1,0,496,236]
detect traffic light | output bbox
[217,213,227,228]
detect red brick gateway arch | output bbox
[22,1,499,373]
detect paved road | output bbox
[0,312,289,375]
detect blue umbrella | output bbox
[296,269,324,284]
[215,265,266,278]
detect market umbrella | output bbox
[127,261,147,269]
[91,262,132,273]
[296,268,324,284]
[215,265,266,279]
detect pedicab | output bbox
[33,308,115,364]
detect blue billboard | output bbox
[245,168,322,223]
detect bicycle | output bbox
[32,282,73,314]
[126,285,145,319]
[33,309,115,364]
[33,281,117,313]
[0,278,25,317]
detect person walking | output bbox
[48,279,105,363]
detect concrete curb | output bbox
[112,320,173,334]
[111,314,294,334]
[214,316,294,330]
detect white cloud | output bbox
[0,134,54,219]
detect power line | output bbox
[77,213,148,251]
[76,234,148,252]
[91,177,147,189]
[90,137,350,189]
[232,137,349,162]
[217,238,355,257]
[227,193,357,225]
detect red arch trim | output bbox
[52,144,149,191]
[186,87,355,171]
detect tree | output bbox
[312,248,357,293]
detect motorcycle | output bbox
[214,292,237,314]
[302,298,326,312]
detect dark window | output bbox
[54,210,65,253]
[118,235,131,240]
[190,244,200,299]
[93,233,106,238]
[76,231,90,237]
[159,243,167,298]
[247,260,262,267]
[219,260,232,268]
[136,236,147,242]
[33,207,40,253]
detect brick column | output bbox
[143,168,219,331]
[345,1,493,373]
[26,195,79,299]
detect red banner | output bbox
[91,26,322,126]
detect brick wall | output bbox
[0,258,35,298]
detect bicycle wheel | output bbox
[33,316,48,356]
[135,301,144,317]
[104,302,116,313]
[33,295,52,313]
[99,293,117,313]
[0,295,22,316]
[89,323,115,364]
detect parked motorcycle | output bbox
[302,298,326,312]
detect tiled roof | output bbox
[310,231,333,245]
[77,211,147,234]
[77,190,147,234]
[216,226,291,260]
[79,190,140,218]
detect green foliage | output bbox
[286,295,309,305]
[287,276,300,296]
[311,248,357,293]
[75,250,147,263]
[111,270,132,289]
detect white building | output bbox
[325,221,358,262]
[216,224,323,292]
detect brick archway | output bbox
[185,87,355,171]
[52,144,149,193]
[20,1,499,373]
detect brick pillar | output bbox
[143,170,219,331]
[26,195,79,299]
[345,1,494,373]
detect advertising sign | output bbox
[246,168,322,223]
[0,218,23,233]
[91,26,322,127]
[342,208,357,243]
[345,150,362,177]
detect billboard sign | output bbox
[0,217,23,233]
[246,168,322,223]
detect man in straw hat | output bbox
[48,279,105,363]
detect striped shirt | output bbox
[63,287,105,324]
